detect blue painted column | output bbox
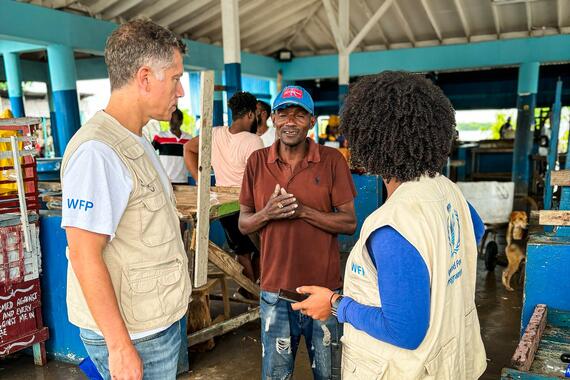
[338,84,349,110]
[45,79,59,156]
[221,0,242,121]
[338,0,350,111]
[544,80,563,210]
[3,52,25,117]
[224,63,241,103]
[213,71,224,127]
[512,62,539,196]
[47,44,80,156]
[189,72,201,121]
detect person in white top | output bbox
[152,108,192,184]
[61,19,190,380]
[184,92,263,299]
[256,100,276,148]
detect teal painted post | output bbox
[45,79,59,157]
[269,79,278,104]
[3,52,25,117]
[512,62,539,197]
[47,44,80,156]
[544,80,563,210]
[557,123,570,236]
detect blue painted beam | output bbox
[0,0,278,79]
[0,57,48,82]
[0,40,44,53]
[280,35,570,81]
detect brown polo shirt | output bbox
[240,138,357,292]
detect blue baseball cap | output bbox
[272,86,314,115]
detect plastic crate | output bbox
[0,220,41,287]
[0,118,40,214]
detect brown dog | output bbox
[502,211,528,291]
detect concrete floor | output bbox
[0,258,523,380]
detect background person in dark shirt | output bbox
[238,86,357,380]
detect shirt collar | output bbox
[267,138,321,164]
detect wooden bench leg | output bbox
[220,276,231,321]
[33,341,47,366]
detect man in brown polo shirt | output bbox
[239,85,357,380]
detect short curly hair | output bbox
[340,71,456,182]
[228,92,257,121]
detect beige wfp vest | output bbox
[342,175,487,380]
[62,111,191,332]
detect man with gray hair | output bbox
[61,19,191,380]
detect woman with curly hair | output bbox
[292,71,487,379]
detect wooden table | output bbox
[174,186,260,349]
[501,305,570,379]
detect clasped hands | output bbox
[263,184,304,220]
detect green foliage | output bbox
[489,113,517,140]
[0,82,7,91]
[560,129,569,154]
[489,113,507,140]
[158,108,196,136]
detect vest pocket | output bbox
[464,307,486,379]
[139,192,176,247]
[342,346,387,379]
[122,259,184,323]
[424,337,457,379]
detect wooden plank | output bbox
[220,277,231,320]
[194,70,215,288]
[500,367,563,379]
[536,210,570,226]
[187,307,260,347]
[547,308,570,328]
[511,304,547,371]
[208,242,260,297]
[551,170,570,186]
[174,187,239,220]
[209,293,259,306]
[530,336,570,376]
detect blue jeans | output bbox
[260,290,342,380]
[79,321,181,380]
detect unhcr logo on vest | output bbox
[446,203,463,286]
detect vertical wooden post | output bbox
[194,70,214,288]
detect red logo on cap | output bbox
[283,87,303,99]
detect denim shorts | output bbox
[79,320,181,380]
[260,290,343,380]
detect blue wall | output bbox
[338,174,383,252]
[522,234,570,331]
[40,214,87,363]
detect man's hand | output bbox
[291,286,337,321]
[108,341,143,380]
[262,184,298,220]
